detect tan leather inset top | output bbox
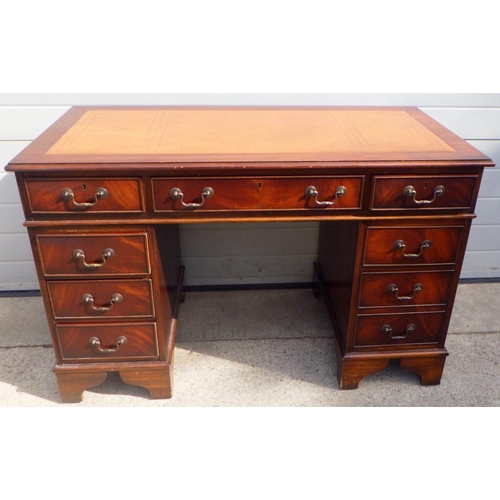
[46,109,456,156]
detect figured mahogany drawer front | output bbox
[364,225,464,266]
[25,178,143,214]
[47,279,154,320]
[37,233,150,277]
[56,323,159,362]
[355,312,445,348]
[152,176,363,211]
[359,271,453,308]
[371,175,478,211]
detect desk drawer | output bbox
[56,323,159,362]
[152,176,363,211]
[37,232,150,277]
[355,312,445,348]
[359,271,453,308]
[363,225,464,266]
[47,279,154,320]
[262,177,363,210]
[371,175,478,211]
[25,178,143,214]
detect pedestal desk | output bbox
[6,106,494,403]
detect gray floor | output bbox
[0,283,499,406]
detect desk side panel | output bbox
[153,224,182,322]
[317,220,361,350]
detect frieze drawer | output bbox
[371,175,478,211]
[152,176,364,211]
[25,178,144,214]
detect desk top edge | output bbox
[6,106,494,170]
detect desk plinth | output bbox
[6,106,494,402]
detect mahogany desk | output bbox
[6,106,494,403]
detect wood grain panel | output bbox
[153,176,363,211]
[371,175,477,210]
[318,220,361,349]
[152,178,259,211]
[355,312,445,347]
[37,233,150,277]
[359,271,453,308]
[258,177,363,210]
[25,178,143,214]
[47,279,154,319]
[56,322,158,361]
[364,225,464,266]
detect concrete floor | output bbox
[0,282,499,406]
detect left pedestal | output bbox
[28,224,182,403]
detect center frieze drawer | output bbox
[370,175,478,211]
[37,232,150,277]
[354,311,445,348]
[47,279,155,320]
[363,225,464,266]
[56,323,159,362]
[358,271,453,309]
[25,178,144,214]
[152,176,363,211]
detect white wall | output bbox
[1,94,498,290]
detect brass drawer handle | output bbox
[60,187,108,208]
[305,185,347,207]
[170,187,214,208]
[403,185,444,205]
[73,248,115,268]
[394,239,431,258]
[82,292,123,312]
[387,283,423,300]
[381,323,416,340]
[89,335,128,353]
